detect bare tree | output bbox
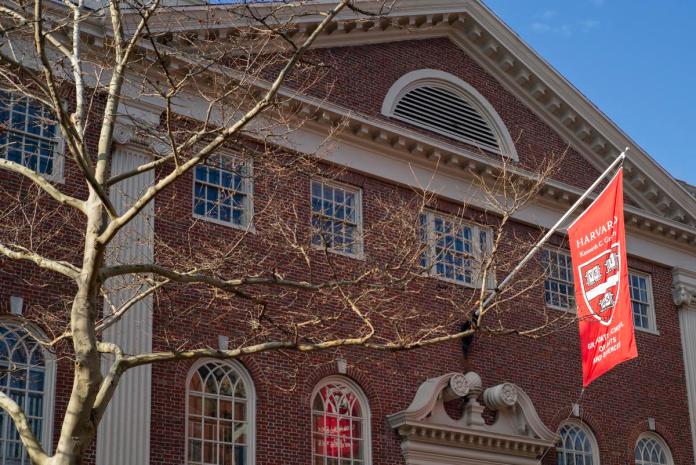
[0,0,573,464]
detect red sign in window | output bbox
[314,385,362,458]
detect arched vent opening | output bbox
[382,70,517,159]
[393,85,500,152]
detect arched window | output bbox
[635,433,673,465]
[0,321,55,465]
[311,377,370,465]
[557,421,599,465]
[381,69,517,160]
[186,360,255,465]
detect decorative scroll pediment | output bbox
[387,372,558,465]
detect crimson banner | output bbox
[567,168,637,386]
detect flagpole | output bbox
[479,147,629,309]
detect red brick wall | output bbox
[0,37,691,465]
[145,38,693,465]
[299,38,603,192]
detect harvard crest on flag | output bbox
[567,168,638,386]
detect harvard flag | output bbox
[567,168,637,386]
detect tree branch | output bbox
[0,391,49,465]
[120,327,476,370]
[99,263,365,292]
[0,241,81,278]
[92,341,124,424]
[0,159,86,213]
[97,0,351,246]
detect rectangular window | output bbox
[0,91,60,177]
[629,272,656,332]
[542,248,576,310]
[193,153,252,228]
[419,211,491,286]
[311,179,362,257]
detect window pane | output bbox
[311,181,361,255]
[0,93,58,175]
[557,424,596,465]
[192,155,251,227]
[0,324,47,464]
[186,362,251,465]
[312,381,368,465]
[543,249,575,310]
[420,212,487,285]
[629,273,654,330]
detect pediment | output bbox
[117,0,696,245]
[387,372,558,465]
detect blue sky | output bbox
[483,0,696,185]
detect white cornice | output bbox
[37,0,696,241]
[276,89,696,250]
[110,0,696,230]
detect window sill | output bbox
[635,326,660,336]
[311,243,365,261]
[545,304,577,313]
[545,305,660,335]
[423,272,493,290]
[192,213,256,234]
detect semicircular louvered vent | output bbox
[392,85,501,152]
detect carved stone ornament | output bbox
[112,123,135,145]
[149,139,171,156]
[387,372,558,465]
[448,373,472,397]
[673,285,693,308]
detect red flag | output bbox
[567,168,637,386]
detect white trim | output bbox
[420,209,493,289]
[629,270,659,335]
[310,178,364,259]
[557,419,600,465]
[184,358,257,465]
[0,318,56,458]
[380,69,518,161]
[41,345,56,455]
[635,432,675,465]
[310,375,372,465]
[0,91,65,183]
[191,152,255,233]
[541,246,576,312]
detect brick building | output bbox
[2,1,696,465]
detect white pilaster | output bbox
[674,268,696,464]
[96,145,154,465]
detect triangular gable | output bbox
[122,0,696,237]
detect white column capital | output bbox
[673,268,696,309]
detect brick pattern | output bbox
[0,38,691,465]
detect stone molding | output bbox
[108,0,696,230]
[673,268,696,309]
[387,372,557,465]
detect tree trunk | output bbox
[51,196,105,465]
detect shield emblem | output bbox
[577,243,621,326]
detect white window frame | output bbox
[184,358,256,465]
[310,178,364,259]
[0,91,65,183]
[542,247,576,312]
[556,419,600,465]
[635,432,674,465]
[629,270,658,334]
[191,153,254,232]
[310,376,371,465]
[381,69,518,160]
[419,210,493,288]
[0,319,56,463]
